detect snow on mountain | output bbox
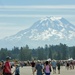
[0,16,75,49]
[28,17,75,40]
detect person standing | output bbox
[3,56,12,75]
[66,61,69,70]
[57,61,60,74]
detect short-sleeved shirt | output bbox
[4,61,11,73]
[35,64,43,75]
[31,62,35,67]
[51,61,56,68]
[57,62,60,70]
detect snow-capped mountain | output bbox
[0,17,75,49]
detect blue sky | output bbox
[0,0,75,39]
[0,0,75,5]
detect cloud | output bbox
[0,5,75,9]
[0,25,27,39]
[0,23,15,25]
[0,14,74,17]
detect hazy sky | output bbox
[0,0,75,39]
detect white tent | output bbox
[47,58,51,61]
[68,58,73,61]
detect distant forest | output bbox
[0,43,75,61]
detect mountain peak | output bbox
[50,16,62,21]
[40,16,62,22]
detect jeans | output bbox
[45,73,50,75]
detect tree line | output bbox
[0,43,75,61]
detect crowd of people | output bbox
[30,59,60,75]
[0,56,75,75]
[31,59,75,75]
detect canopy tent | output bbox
[47,58,51,61]
[68,58,73,61]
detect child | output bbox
[13,64,20,75]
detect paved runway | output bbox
[12,66,75,75]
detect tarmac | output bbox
[12,66,75,75]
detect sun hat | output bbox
[6,56,11,60]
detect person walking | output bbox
[44,61,51,75]
[34,60,43,75]
[13,64,20,75]
[51,59,57,74]
[13,60,20,75]
[31,60,35,75]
